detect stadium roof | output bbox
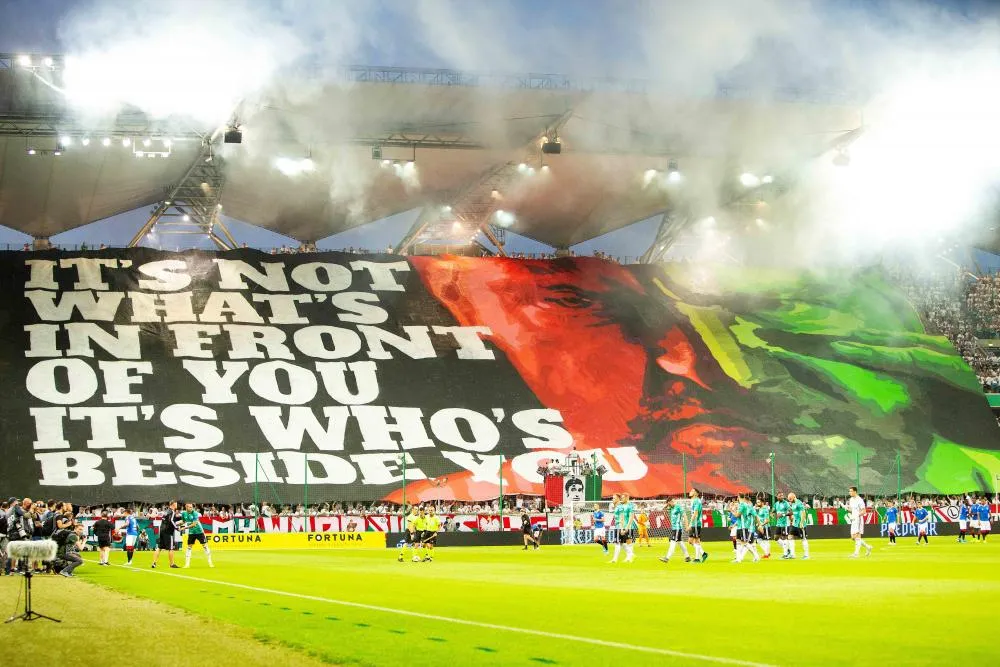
[0,55,862,250]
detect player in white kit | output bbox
[847,487,872,558]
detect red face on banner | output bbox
[392,256,757,502]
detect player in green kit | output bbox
[787,492,810,559]
[610,494,637,564]
[398,505,420,562]
[659,498,691,564]
[733,494,761,563]
[180,503,213,568]
[773,493,791,559]
[687,488,708,562]
[755,499,772,559]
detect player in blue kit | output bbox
[592,504,608,554]
[977,498,991,541]
[913,505,930,545]
[123,508,139,565]
[885,500,899,545]
[957,501,971,543]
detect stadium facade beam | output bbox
[640,208,694,263]
[128,141,232,249]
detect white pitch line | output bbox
[103,563,778,667]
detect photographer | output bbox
[0,501,8,575]
[53,523,84,578]
[6,498,33,573]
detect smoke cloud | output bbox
[47,0,1000,259]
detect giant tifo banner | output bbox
[3,250,999,503]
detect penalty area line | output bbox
[106,563,776,667]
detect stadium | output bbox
[1,2,999,666]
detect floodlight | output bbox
[27,148,36,155]
[761,174,774,184]
[182,214,191,222]
[517,163,527,172]
[59,136,71,146]
[301,158,315,172]
[43,57,53,67]
[382,159,391,166]
[163,139,172,148]
[136,151,145,157]
[142,138,152,147]
[53,150,61,156]
[541,165,550,172]
[740,172,760,187]
[101,138,111,147]
[442,205,452,212]
[17,55,30,67]
[81,137,91,146]
[121,137,131,147]
[667,159,681,182]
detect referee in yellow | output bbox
[421,507,441,562]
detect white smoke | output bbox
[48,0,1000,257]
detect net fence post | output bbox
[856,451,861,493]
[401,453,407,513]
[303,453,309,533]
[498,456,504,533]
[682,453,687,493]
[769,451,776,506]
[896,451,902,503]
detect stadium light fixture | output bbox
[43,57,53,67]
[182,214,191,222]
[17,55,31,67]
[491,189,501,199]
[59,136,71,147]
[163,139,172,148]
[667,159,681,183]
[740,172,760,188]
[101,137,111,147]
[224,126,243,144]
[121,137,131,147]
[53,150,61,156]
[761,174,774,184]
[143,138,152,147]
[81,137,91,146]
[517,163,527,172]
[27,148,36,155]
[541,165,550,173]
[643,168,658,186]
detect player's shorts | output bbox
[617,528,635,543]
[124,534,137,548]
[958,520,967,530]
[774,525,788,539]
[671,528,684,542]
[594,527,606,539]
[156,533,175,550]
[789,526,807,539]
[96,535,112,549]
[970,519,980,530]
[887,522,897,533]
[758,526,772,541]
[187,532,207,546]
[850,519,864,535]
[729,526,738,537]
[421,530,437,544]
[917,523,928,535]
[688,525,701,539]
[406,530,419,544]
[737,528,755,543]
[981,522,992,533]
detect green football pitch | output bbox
[3,539,997,666]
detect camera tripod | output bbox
[5,570,61,623]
